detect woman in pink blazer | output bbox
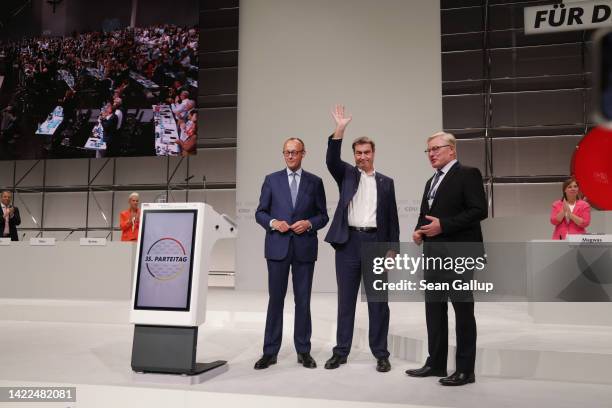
[550,177,591,240]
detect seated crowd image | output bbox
[0,17,198,159]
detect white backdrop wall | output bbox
[236,0,443,291]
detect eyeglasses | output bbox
[283,150,303,157]
[424,145,451,154]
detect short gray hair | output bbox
[427,131,456,147]
[128,192,140,200]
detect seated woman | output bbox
[177,110,197,156]
[550,177,591,240]
[119,192,141,242]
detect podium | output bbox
[527,235,612,326]
[129,202,236,376]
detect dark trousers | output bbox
[263,238,315,356]
[332,229,390,359]
[2,232,17,241]
[425,289,477,372]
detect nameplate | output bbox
[0,238,11,246]
[567,234,612,243]
[29,237,56,246]
[79,238,107,246]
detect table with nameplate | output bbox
[35,106,64,136]
[153,105,180,156]
[130,71,159,90]
[84,122,107,151]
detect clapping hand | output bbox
[562,199,571,218]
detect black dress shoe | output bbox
[439,371,475,386]
[376,357,391,372]
[254,354,277,370]
[324,354,347,369]
[405,365,448,377]
[297,352,317,368]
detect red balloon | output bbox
[572,126,612,210]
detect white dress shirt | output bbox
[171,99,193,120]
[348,168,377,228]
[115,109,123,129]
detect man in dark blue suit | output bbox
[254,138,329,369]
[324,105,399,372]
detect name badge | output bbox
[79,238,107,246]
[567,234,612,243]
[30,237,56,246]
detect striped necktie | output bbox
[428,169,444,200]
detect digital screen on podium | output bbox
[134,210,197,311]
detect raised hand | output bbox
[331,104,352,139]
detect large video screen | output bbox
[0,0,198,160]
[134,209,197,311]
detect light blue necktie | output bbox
[428,169,444,200]
[290,172,298,208]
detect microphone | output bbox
[185,175,194,182]
[64,229,75,241]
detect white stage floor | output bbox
[1,289,612,408]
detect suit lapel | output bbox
[278,170,294,210]
[375,174,384,223]
[571,200,587,215]
[294,171,309,211]
[343,166,360,206]
[429,161,459,212]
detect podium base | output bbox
[133,361,228,385]
[191,360,227,375]
[131,325,228,379]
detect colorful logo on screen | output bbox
[144,237,189,281]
